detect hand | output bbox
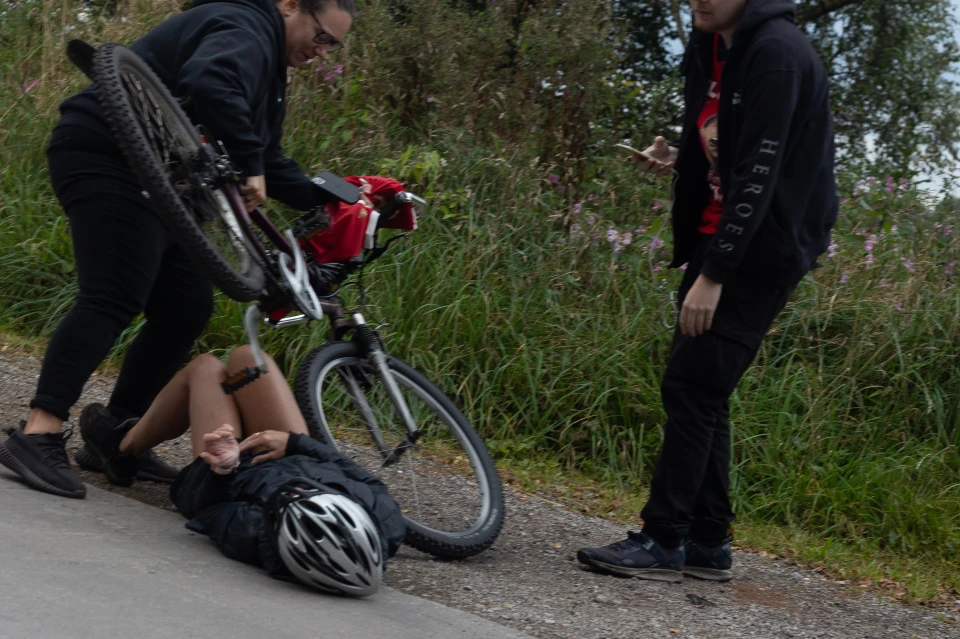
[679,274,723,337]
[199,424,240,471]
[240,175,267,212]
[637,136,678,178]
[237,430,291,466]
[357,181,386,210]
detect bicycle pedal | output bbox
[220,366,263,394]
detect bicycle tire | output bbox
[295,341,505,559]
[92,43,264,302]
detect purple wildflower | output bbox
[891,225,898,234]
[840,271,849,284]
[634,225,647,234]
[548,174,560,185]
[620,232,633,246]
[946,261,956,276]
[606,227,619,243]
[651,202,664,211]
[650,237,665,250]
[586,215,596,226]
[573,203,582,215]
[587,194,595,202]
[570,223,582,236]
[946,226,953,235]
[900,178,910,190]
[902,259,914,273]
[885,176,895,193]
[895,301,904,313]
[866,254,874,267]
[865,234,877,252]
[828,241,839,258]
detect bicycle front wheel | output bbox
[295,341,505,559]
[92,43,264,302]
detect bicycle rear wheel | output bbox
[295,341,505,559]
[92,43,264,302]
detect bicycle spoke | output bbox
[318,358,489,535]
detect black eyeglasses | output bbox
[310,13,344,51]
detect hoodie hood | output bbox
[192,0,287,74]
[735,0,796,41]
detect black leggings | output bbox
[30,127,213,422]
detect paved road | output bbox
[0,476,530,639]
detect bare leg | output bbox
[227,345,309,437]
[119,354,242,458]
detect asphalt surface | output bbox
[0,477,531,639]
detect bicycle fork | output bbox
[346,314,422,467]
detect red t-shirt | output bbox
[697,33,725,234]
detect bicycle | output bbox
[66,39,505,559]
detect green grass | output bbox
[1,0,958,603]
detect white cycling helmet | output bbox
[272,480,384,597]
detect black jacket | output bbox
[171,433,406,576]
[56,0,326,210]
[670,0,838,288]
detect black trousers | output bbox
[640,236,795,548]
[30,126,213,422]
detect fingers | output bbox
[655,161,675,178]
[251,449,284,466]
[237,431,267,452]
[679,305,711,337]
[237,435,260,453]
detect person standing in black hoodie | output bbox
[578,0,838,582]
[0,0,355,499]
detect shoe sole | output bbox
[0,442,86,499]
[684,566,733,582]
[577,551,683,583]
[75,447,176,484]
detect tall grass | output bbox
[1,0,957,597]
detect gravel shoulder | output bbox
[1,352,957,639]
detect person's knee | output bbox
[227,345,278,372]
[186,353,227,381]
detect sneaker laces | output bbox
[602,531,649,553]
[36,427,74,470]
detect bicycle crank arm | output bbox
[222,305,269,395]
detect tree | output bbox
[614,0,960,178]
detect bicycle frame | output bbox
[217,181,427,465]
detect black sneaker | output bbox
[79,404,140,487]
[75,445,179,484]
[0,422,86,499]
[577,531,684,582]
[683,538,733,582]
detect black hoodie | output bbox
[171,433,406,575]
[56,0,326,211]
[670,0,838,288]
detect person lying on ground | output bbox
[80,346,405,596]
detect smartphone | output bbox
[311,171,361,204]
[614,142,654,163]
